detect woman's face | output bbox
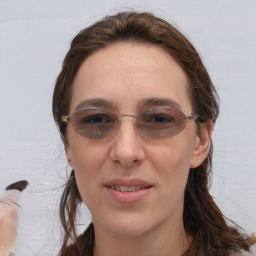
[66,42,210,238]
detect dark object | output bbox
[5,180,29,192]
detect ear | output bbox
[65,143,74,167]
[190,122,212,168]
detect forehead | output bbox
[70,42,192,113]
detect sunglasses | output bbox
[62,108,198,140]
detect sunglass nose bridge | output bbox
[117,113,138,119]
[113,114,140,131]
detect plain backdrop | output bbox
[0,1,255,255]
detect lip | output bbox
[104,178,152,187]
[103,179,153,204]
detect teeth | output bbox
[128,186,135,192]
[121,186,128,192]
[110,185,146,192]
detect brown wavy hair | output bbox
[52,11,255,256]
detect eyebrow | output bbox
[139,97,182,111]
[74,97,182,112]
[74,98,115,111]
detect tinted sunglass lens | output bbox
[139,109,186,138]
[71,110,116,139]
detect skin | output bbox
[0,190,20,256]
[66,42,211,256]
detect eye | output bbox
[140,110,179,129]
[80,114,113,124]
[146,114,174,123]
[144,114,175,124]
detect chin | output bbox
[94,211,157,238]
[110,223,151,238]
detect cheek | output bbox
[72,148,102,210]
[156,148,192,217]
[71,143,105,171]
[67,128,108,172]
[67,136,108,206]
[149,137,195,193]
[151,138,194,174]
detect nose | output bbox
[109,120,145,167]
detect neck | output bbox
[93,220,190,256]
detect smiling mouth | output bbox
[104,183,152,203]
[107,185,151,192]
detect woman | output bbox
[52,11,255,256]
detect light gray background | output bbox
[0,1,255,255]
